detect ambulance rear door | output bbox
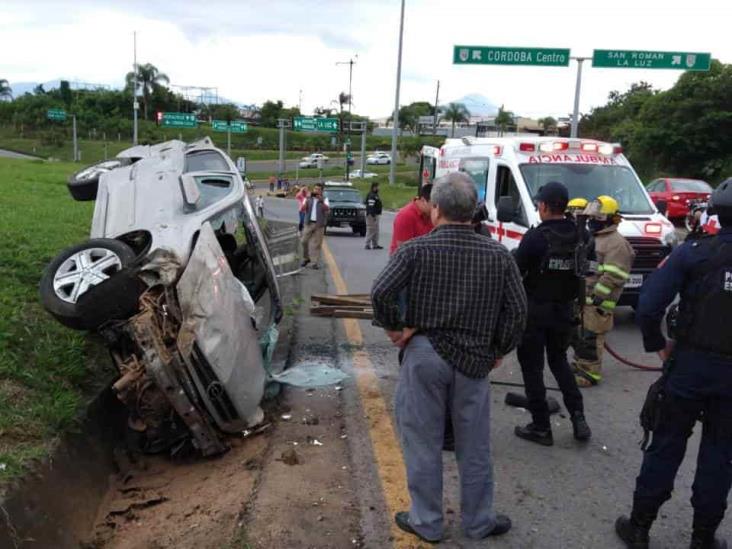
[489,161,532,250]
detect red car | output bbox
[646,177,713,220]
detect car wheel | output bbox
[39,239,137,330]
[67,158,132,201]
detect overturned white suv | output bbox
[40,138,282,457]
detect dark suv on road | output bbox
[323,182,367,236]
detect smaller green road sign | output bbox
[212,120,248,133]
[47,108,67,121]
[453,46,570,67]
[592,50,711,71]
[161,112,197,128]
[294,117,339,132]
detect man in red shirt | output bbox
[390,184,434,254]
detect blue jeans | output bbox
[395,335,496,540]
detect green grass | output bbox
[0,158,108,486]
[350,177,419,210]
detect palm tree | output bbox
[495,105,514,136]
[0,79,12,101]
[442,102,470,137]
[336,91,351,138]
[538,116,557,135]
[125,63,170,120]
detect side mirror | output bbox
[179,174,200,208]
[497,196,515,223]
[655,200,668,216]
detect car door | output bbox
[492,162,530,250]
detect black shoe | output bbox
[300,259,310,267]
[481,514,512,538]
[571,411,592,441]
[514,423,553,446]
[309,264,320,270]
[394,512,440,544]
[691,529,728,549]
[615,515,650,549]
[374,245,384,249]
[365,244,372,250]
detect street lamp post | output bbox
[389,0,406,185]
[132,31,139,145]
[570,56,591,138]
[337,56,357,181]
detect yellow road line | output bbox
[322,242,414,548]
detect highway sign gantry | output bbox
[161,112,197,128]
[453,45,571,67]
[293,117,340,132]
[592,49,711,71]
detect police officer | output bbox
[615,181,732,549]
[514,181,592,446]
[573,195,635,387]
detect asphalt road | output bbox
[248,154,366,175]
[263,195,729,548]
[0,148,38,159]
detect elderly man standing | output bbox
[371,173,527,544]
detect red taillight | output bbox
[581,142,598,152]
[439,147,445,156]
[492,145,503,155]
[519,143,535,152]
[553,141,569,151]
[613,145,623,154]
[645,223,662,235]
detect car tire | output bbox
[39,239,137,330]
[67,158,132,201]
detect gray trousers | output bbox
[395,335,496,540]
[365,214,380,247]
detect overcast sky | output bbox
[2,0,731,119]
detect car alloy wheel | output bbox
[53,247,124,304]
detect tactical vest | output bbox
[530,224,580,302]
[676,237,732,357]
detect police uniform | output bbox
[573,196,635,387]
[514,182,591,446]
[616,181,732,549]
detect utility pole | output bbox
[277,118,291,176]
[433,79,440,135]
[132,31,139,145]
[298,89,303,112]
[570,56,590,138]
[389,0,406,185]
[337,56,358,181]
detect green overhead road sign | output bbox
[161,112,197,128]
[453,45,571,67]
[592,50,711,71]
[293,117,340,132]
[212,120,248,133]
[47,108,67,121]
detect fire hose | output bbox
[603,342,662,372]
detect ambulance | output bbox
[419,136,679,306]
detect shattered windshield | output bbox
[520,163,654,214]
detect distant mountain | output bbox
[447,94,499,117]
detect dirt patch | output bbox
[86,433,270,549]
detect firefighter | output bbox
[615,180,732,549]
[567,197,588,217]
[572,195,635,387]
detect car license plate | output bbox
[626,274,643,288]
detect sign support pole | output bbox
[227,128,231,157]
[133,31,138,145]
[72,114,78,162]
[361,123,367,177]
[570,57,590,138]
[277,119,291,176]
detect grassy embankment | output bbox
[0,158,106,487]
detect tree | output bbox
[538,116,557,134]
[125,63,170,120]
[387,101,435,133]
[495,105,514,136]
[58,80,73,106]
[33,84,46,95]
[257,100,284,128]
[0,79,11,101]
[313,106,335,118]
[336,92,351,138]
[441,102,470,137]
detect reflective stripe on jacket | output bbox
[585,225,635,311]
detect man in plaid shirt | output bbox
[371,172,527,543]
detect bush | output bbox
[39,129,66,147]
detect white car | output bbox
[301,153,329,162]
[366,152,391,165]
[350,169,378,179]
